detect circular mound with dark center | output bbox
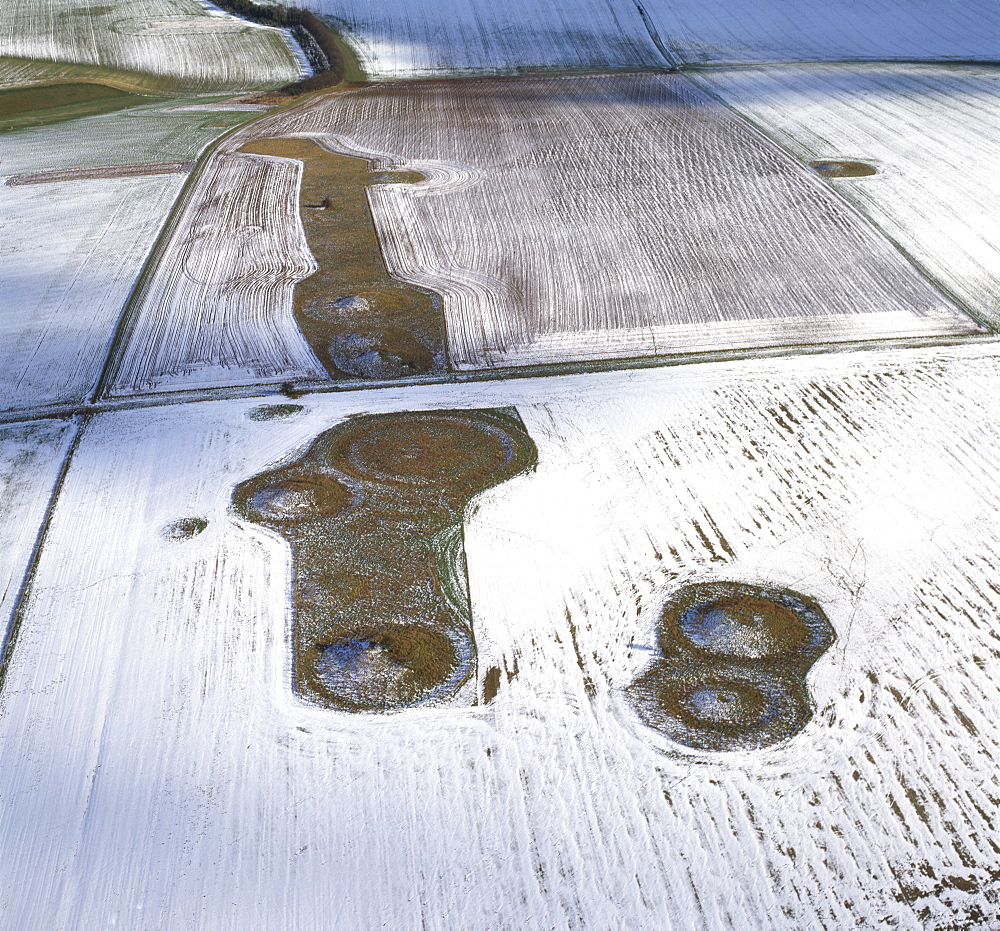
[311,622,473,711]
[329,329,435,379]
[661,581,833,662]
[628,660,809,752]
[243,472,354,523]
[328,412,530,491]
[810,160,877,178]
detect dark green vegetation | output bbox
[233,408,537,712]
[240,137,446,381]
[0,82,158,133]
[628,581,834,751]
[212,0,365,90]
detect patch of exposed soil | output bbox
[161,517,208,541]
[628,581,834,751]
[239,137,446,381]
[233,408,536,712]
[810,159,878,178]
[5,161,194,185]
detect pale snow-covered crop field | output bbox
[297,0,996,79]
[4,344,1000,926]
[118,71,976,387]
[0,0,301,93]
[0,173,186,413]
[695,63,1000,330]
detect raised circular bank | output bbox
[627,660,809,752]
[327,411,530,491]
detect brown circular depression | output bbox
[244,473,353,523]
[246,404,305,421]
[367,170,427,185]
[810,160,877,178]
[311,622,469,711]
[328,412,525,489]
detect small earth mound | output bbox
[329,329,435,379]
[810,160,877,178]
[161,517,208,541]
[246,404,305,421]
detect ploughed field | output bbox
[2,2,1000,927]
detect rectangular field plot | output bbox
[696,63,1000,331]
[5,344,1000,926]
[248,72,978,370]
[0,172,185,413]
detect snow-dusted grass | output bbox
[0,419,73,649]
[0,0,301,94]
[642,0,998,64]
[249,73,976,371]
[4,342,1000,925]
[300,0,663,78]
[0,173,185,412]
[0,101,252,175]
[105,150,326,396]
[695,63,1000,331]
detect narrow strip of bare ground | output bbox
[240,137,448,380]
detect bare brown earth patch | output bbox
[628,581,834,751]
[810,159,878,178]
[233,408,536,712]
[239,137,446,381]
[5,161,195,185]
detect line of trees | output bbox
[212,0,348,91]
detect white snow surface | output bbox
[4,343,1000,926]
[0,173,185,412]
[695,63,1000,330]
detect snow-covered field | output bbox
[301,0,663,78]
[4,343,1000,926]
[696,63,1000,330]
[244,73,976,371]
[105,150,326,396]
[0,173,186,413]
[0,0,301,93]
[0,100,255,174]
[292,0,995,79]
[0,419,74,649]
[642,0,998,64]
